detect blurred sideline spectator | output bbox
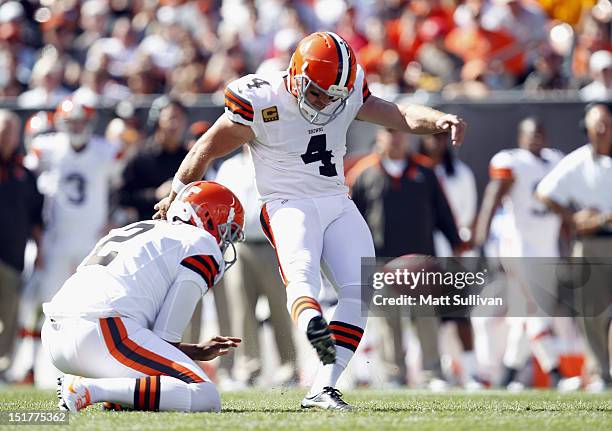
[119,96,188,221]
[419,133,480,388]
[419,133,477,256]
[0,110,43,381]
[537,103,612,392]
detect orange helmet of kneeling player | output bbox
[289,31,357,126]
[167,181,245,268]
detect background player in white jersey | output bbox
[43,181,245,412]
[27,97,123,303]
[153,31,466,410]
[18,97,122,387]
[474,117,566,389]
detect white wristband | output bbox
[171,176,188,195]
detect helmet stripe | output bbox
[327,32,349,88]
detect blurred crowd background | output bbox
[0,0,610,104]
[0,0,611,394]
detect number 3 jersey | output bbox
[43,220,224,334]
[489,148,564,257]
[224,67,371,202]
[25,132,119,236]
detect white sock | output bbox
[297,309,321,332]
[308,363,346,397]
[82,377,133,404]
[287,294,322,332]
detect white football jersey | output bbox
[43,220,224,328]
[489,148,564,256]
[224,67,371,202]
[26,132,119,235]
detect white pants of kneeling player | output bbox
[42,315,220,412]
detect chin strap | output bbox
[217,221,244,272]
[221,241,238,271]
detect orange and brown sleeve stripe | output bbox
[260,204,288,285]
[362,79,371,103]
[290,296,322,323]
[489,165,514,180]
[133,376,161,411]
[181,254,219,288]
[224,88,254,122]
[100,317,205,384]
[329,321,364,352]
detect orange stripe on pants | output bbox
[261,203,289,285]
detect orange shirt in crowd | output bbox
[386,7,455,67]
[444,26,526,77]
[357,43,386,75]
[537,0,597,25]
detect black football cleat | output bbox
[301,386,352,411]
[306,316,336,365]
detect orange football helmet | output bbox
[167,181,245,267]
[288,32,357,126]
[55,97,96,149]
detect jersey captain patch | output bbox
[262,106,279,122]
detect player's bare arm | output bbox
[537,194,612,236]
[356,95,467,146]
[474,178,514,248]
[153,115,255,219]
[168,336,241,361]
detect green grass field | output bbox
[0,386,610,431]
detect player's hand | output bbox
[155,180,173,201]
[436,114,466,146]
[153,196,173,220]
[194,336,242,361]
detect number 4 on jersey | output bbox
[301,134,337,177]
[246,78,270,89]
